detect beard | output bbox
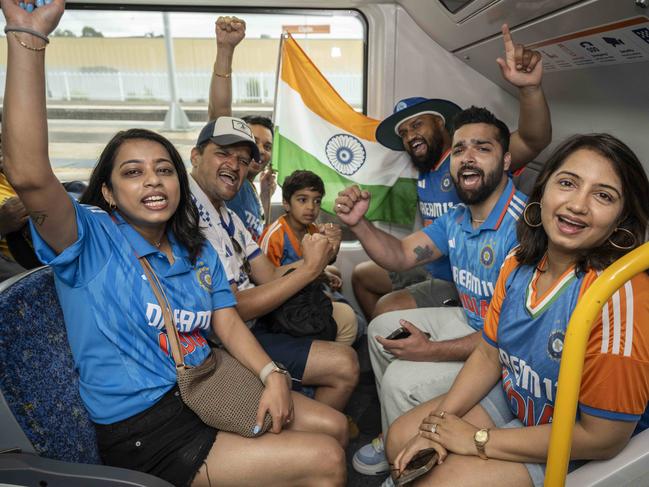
[453,160,504,205]
[406,131,445,173]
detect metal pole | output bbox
[162,12,190,131]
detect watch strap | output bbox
[259,361,278,385]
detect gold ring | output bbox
[430,423,437,434]
[439,411,446,419]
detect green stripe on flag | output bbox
[273,133,417,225]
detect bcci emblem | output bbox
[325,134,367,176]
[547,330,565,360]
[440,173,453,192]
[480,244,495,268]
[196,264,212,291]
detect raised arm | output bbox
[2,0,77,254]
[207,16,245,120]
[334,185,442,271]
[497,24,551,169]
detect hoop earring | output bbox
[523,202,543,228]
[608,227,637,251]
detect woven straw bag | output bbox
[139,257,272,438]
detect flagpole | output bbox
[267,31,287,226]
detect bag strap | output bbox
[138,256,186,369]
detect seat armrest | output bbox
[0,453,174,487]
[566,429,649,487]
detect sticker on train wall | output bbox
[527,17,649,72]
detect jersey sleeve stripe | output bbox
[612,290,622,355]
[248,248,262,260]
[624,280,634,357]
[260,221,281,253]
[578,403,641,422]
[512,194,526,210]
[507,208,520,221]
[601,301,610,353]
[509,198,524,214]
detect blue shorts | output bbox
[480,384,584,487]
[251,325,314,390]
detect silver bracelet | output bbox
[4,25,50,44]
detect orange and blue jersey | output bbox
[484,253,649,429]
[423,177,525,330]
[30,198,236,424]
[416,150,459,282]
[260,214,317,266]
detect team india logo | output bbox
[547,330,565,360]
[196,263,212,291]
[440,173,453,192]
[325,133,367,176]
[480,244,495,268]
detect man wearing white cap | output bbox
[352,24,552,323]
[189,116,359,414]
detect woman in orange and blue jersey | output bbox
[386,133,649,487]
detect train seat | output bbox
[0,266,171,486]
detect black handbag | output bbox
[262,269,337,341]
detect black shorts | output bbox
[95,386,217,487]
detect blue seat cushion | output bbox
[0,267,101,464]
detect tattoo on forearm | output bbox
[30,212,47,226]
[413,245,434,263]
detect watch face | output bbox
[475,429,489,443]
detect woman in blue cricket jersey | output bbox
[1,1,347,486]
[385,134,649,487]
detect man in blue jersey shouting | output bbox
[336,106,527,475]
[351,24,551,322]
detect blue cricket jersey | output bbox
[31,199,236,424]
[417,151,461,282]
[226,179,264,242]
[423,178,526,330]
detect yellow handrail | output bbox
[545,241,649,486]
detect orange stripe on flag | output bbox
[281,34,378,141]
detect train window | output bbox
[0,8,366,183]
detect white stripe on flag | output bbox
[276,81,416,186]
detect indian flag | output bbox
[272,35,417,225]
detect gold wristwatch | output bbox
[474,428,490,460]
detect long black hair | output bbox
[516,134,649,273]
[80,128,205,263]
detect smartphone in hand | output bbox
[385,327,411,340]
[384,327,431,340]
